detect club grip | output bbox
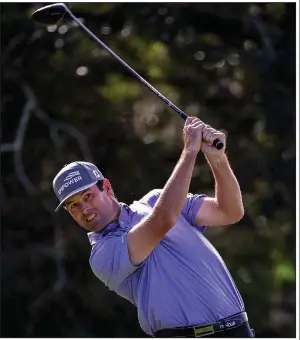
[212,138,224,150]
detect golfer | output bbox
[52,117,254,337]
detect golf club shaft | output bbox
[64,7,223,150]
[65,9,187,118]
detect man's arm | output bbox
[195,154,244,227]
[194,124,244,227]
[127,117,203,265]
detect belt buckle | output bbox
[193,323,215,337]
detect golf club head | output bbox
[32,3,68,25]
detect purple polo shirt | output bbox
[88,189,244,336]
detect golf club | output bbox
[32,3,224,150]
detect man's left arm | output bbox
[195,154,244,227]
[195,125,244,227]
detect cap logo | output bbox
[64,171,80,181]
[58,175,83,195]
[93,170,102,178]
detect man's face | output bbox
[64,180,118,232]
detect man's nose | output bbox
[80,202,92,213]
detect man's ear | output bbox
[103,178,114,197]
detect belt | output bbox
[154,311,248,338]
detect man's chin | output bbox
[86,224,104,232]
[92,224,105,232]
[80,221,104,232]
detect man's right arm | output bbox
[128,117,203,265]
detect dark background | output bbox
[1,2,296,337]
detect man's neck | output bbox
[111,203,122,223]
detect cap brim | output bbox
[55,181,98,212]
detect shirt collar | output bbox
[87,202,131,245]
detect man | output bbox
[52,117,254,337]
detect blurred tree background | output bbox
[1,2,296,338]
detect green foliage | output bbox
[2,2,296,338]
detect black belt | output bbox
[154,312,248,338]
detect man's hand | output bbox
[183,117,205,154]
[201,124,226,159]
[183,117,226,158]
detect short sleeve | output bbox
[181,193,207,233]
[139,189,207,233]
[89,232,142,290]
[139,189,162,207]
